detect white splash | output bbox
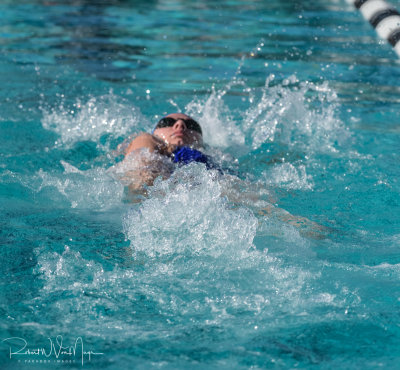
[123,163,258,259]
[41,94,148,148]
[186,85,245,149]
[110,149,175,188]
[35,164,124,209]
[185,75,349,156]
[263,162,314,190]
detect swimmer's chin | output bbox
[166,138,184,146]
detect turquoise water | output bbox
[1,0,400,368]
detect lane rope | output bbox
[346,0,400,57]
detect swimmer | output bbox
[126,113,202,152]
[117,113,213,193]
[117,112,329,239]
[125,112,210,165]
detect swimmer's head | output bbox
[153,113,203,147]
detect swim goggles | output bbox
[153,117,202,135]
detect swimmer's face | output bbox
[153,113,203,147]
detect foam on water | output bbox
[186,86,245,149]
[33,201,321,340]
[262,162,314,190]
[123,163,257,259]
[41,94,149,149]
[243,77,349,154]
[186,75,349,158]
[32,163,125,209]
[119,164,336,324]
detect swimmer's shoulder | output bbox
[125,133,165,156]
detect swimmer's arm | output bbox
[125,133,160,156]
[122,134,171,193]
[259,204,330,239]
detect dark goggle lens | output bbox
[155,117,202,135]
[185,119,202,134]
[156,117,176,128]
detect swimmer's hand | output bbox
[258,205,331,240]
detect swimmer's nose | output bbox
[173,119,187,132]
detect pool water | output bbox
[1,0,400,368]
